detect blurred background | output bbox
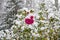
[0,0,60,40]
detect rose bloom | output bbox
[25,16,34,24]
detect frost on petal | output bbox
[14,20,21,25]
[0,30,6,38]
[16,14,22,18]
[21,26,25,31]
[40,27,47,30]
[32,33,40,37]
[33,22,38,27]
[22,7,29,11]
[28,25,34,29]
[54,26,60,29]
[48,13,54,18]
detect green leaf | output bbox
[38,22,44,27]
[50,29,53,33]
[38,12,43,15]
[13,28,18,34]
[49,17,55,22]
[3,37,6,40]
[23,28,31,33]
[30,9,34,13]
[18,11,22,15]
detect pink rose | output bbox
[25,16,34,24]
